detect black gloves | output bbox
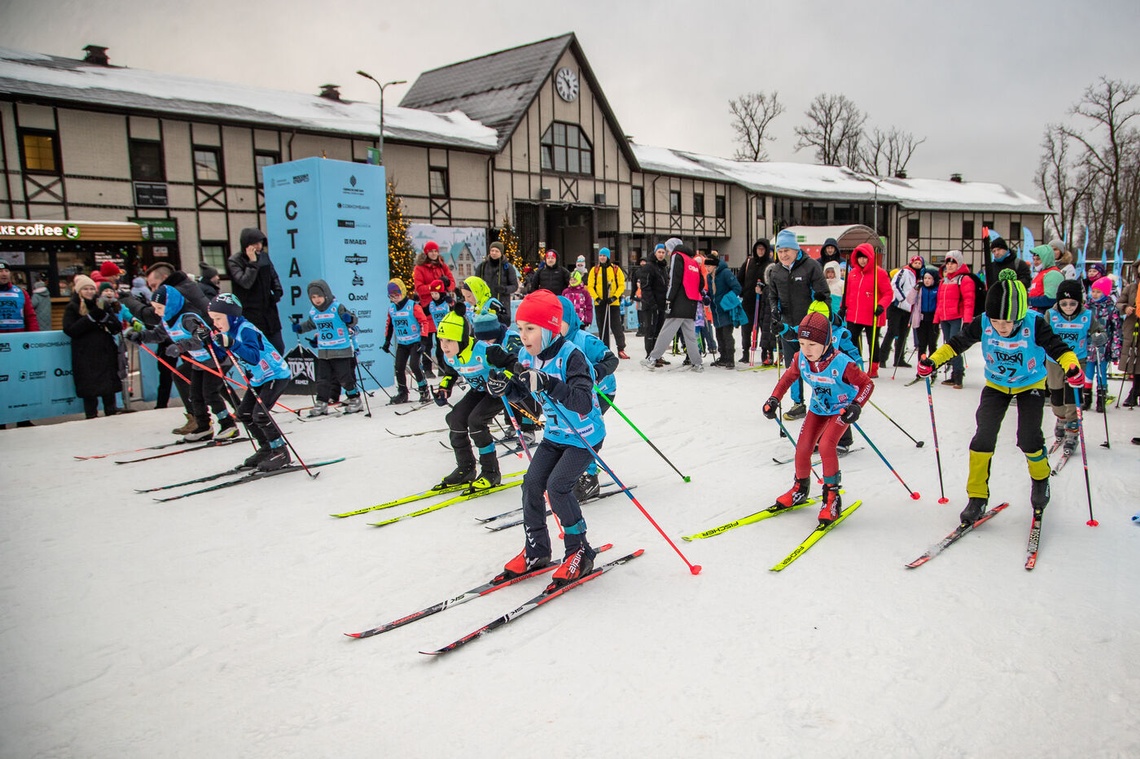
[484,344,515,369]
[516,369,550,394]
[433,380,452,407]
[194,323,212,343]
[873,305,884,316]
[839,403,861,425]
[486,371,511,397]
[813,291,830,303]
[762,395,780,419]
[381,341,391,354]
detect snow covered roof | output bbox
[631,145,1051,215]
[0,47,499,152]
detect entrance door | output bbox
[545,205,594,266]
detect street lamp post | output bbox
[356,71,406,166]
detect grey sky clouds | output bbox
[2,0,1138,195]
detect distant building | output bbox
[0,35,1049,297]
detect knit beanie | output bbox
[72,274,96,294]
[1087,262,1106,278]
[1056,279,1083,306]
[576,255,586,266]
[387,279,406,299]
[985,268,1028,321]
[208,292,243,317]
[775,229,800,252]
[99,261,122,278]
[1091,277,1113,297]
[598,247,611,260]
[423,241,439,254]
[515,289,563,333]
[944,250,963,265]
[990,236,1009,252]
[436,309,470,345]
[97,281,116,294]
[569,270,583,286]
[489,241,505,254]
[429,279,445,294]
[797,311,832,346]
[199,261,220,281]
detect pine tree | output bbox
[498,214,522,271]
[386,182,415,286]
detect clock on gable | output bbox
[555,67,579,102]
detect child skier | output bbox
[558,295,619,500]
[292,279,362,417]
[561,270,592,328]
[485,289,606,587]
[423,279,454,378]
[433,302,523,491]
[916,269,1082,525]
[1045,279,1106,452]
[205,294,293,471]
[382,278,433,405]
[141,283,238,441]
[762,310,874,524]
[1086,276,1121,412]
[906,267,940,377]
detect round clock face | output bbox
[555,67,579,102]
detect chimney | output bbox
[893,169,907,179]
[83,45,110,66]
[950,173,963,183]
[318,84,342,101]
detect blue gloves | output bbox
[291,322,303,334]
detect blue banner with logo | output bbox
[0,331,86,423]
[262,157,391,390]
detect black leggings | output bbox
[393,342,425,390]
[446,390,502,468]
[521,439,601,559]
[237,378,289,447]
[82,395,117,418]
[878,304,911,365]
[190,364,230,423]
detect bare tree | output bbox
[1035,124,1095,243]
[859,126,926,177]
[729,91,785,161]
[793,93,867,166]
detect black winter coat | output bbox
[737,244,773,327]
[474,256,519,303]
[527,264,571,295]
[121,271,210,328]
[227,228,283,336]
[62,295,123,398]
[635,260,667,313]
[767,253,829,327]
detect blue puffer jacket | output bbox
[709,258,743,328]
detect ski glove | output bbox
[839,403,861,425]
[485,371,511,397]
[165,343,184,358]
[1089,332,1108,348]
[381,341,391,354]
[433,382,452,407]
[762,395,780,419]
[124,329,144,345]
[215,332,235,349]
[484,344,516,369]
[515,369,551,394]
[874,305,884,316]
[916,357,937,378]
[1065,364,1085,388]
[193,323,212,343]
[291,322,303,334]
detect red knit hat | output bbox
[423,241,439,254]
[429,279,445,294]
[100,261,123,278]
[797,311,832,346]
[515,290,563,333]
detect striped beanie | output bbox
[985,268,1027,322]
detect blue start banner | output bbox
[0,331,86,423]
[262,158,392,390]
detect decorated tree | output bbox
[497,214,523,271]
[386,182,415,285]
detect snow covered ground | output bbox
[2,354,1138,758]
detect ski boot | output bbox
[470,454,502,491]
[1062,421,1079,455]
[817,484,842,525]
[307,400,330,418]
[342,394,363,414]
[783,403,807,421]
[242,446,271,470]
[549,543,596,589]
[1030,477,1050,511]
[775,477,810,510]
[1096,388,1107,414]
[1051,419,1066,452]
[574,472,600,501]
[417,385,432,403]
[1081,387,1092,411]
[496,548,551,583]
[258,445,291,472]
[215,415,239,440]
[434,464,476,491]
[387,388,409,405]
[960,497,987,526]
[184,419,214,442]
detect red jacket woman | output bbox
[412,241,457,303]
[933,253,975,324]
[842,243,892,327]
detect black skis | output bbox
[153,458,346,501]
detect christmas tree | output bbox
[497,214,522,271]
[386,182,415,285]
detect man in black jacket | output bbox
[989,236,1032,289]
[637,245,668,359]
[226,228,284,352]
[767,229,829,418]
[475,241,519,325]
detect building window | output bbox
[193,147,222,184]
[962,220,975,239]
[1010,221,1021,241]
[983,220,994,230]
[632,186,644,211]
[429,167,449,197]
[200,242,228,274]
[755,195,766,219]
[254,151,278,187]
[692,193,705,217]
[833,204,856,224]
[907,219,921,239]
[668,190,681,214]
[806,205,827,224]
[539,122,593,176]
[129,139,165,182]
[715,195,726,219]
[19,129,60,174]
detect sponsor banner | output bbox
[284,344,318,394]
[0,331,85,423]
[263,158,392,392]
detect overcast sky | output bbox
[2,0,1139,195]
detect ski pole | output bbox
[290,314,316,409]
[178,353,302,415]
[535,387,701,576]
[750,290,761,366]
[1072,385,1099,526]
[923,376,949,504]
[217,341,316,478]
[1094,346,1110,449]
[852,422,922,500]
[770,412,823,484]
[891,346,916,381]
[868,399,925,448]
[595,388,690,483]
[137,341,193,385]
[201,329,259,453]
[355,359,372,418]
[355,356,395,401]
[497,395,562,537]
